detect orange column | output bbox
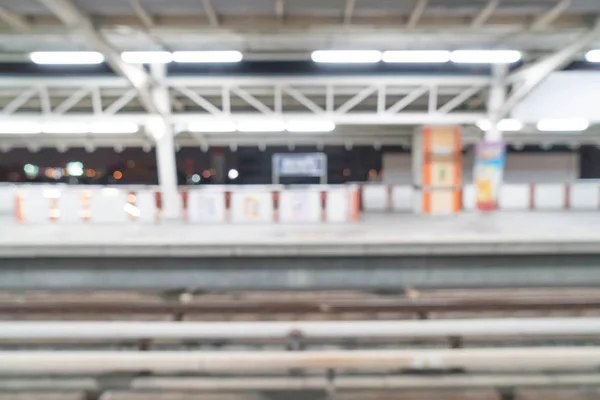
[421,126,462,215]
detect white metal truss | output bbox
[0,75,490,126]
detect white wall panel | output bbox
[362,185,388,212]
[89,188,128,223]
[57,189,82,223]
[326,188,349,222]
[498,184,530,210]
[20,188,51,223]
[135,190,157,223]
[391,185,413,212]
[534,184,565,210]
[570,182,599,210]
[0,186,15,218]
[462,184,476,211]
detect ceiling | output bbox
[0,0,597,57]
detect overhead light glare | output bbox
[585,50,600,63]
[42,122,90,134]
[29,51,104,65]
[237,120,285,132]
[477,119,523,132]
[91,122,139,134]
[188,121,236,133]
[382,50,451,63]
[286,120,336,132]
[311,50,382,64]
[451,50,522,64]
[172,51,243,63]
[0,122,42,134]
[537,118,589,132]
[121,51,173,64]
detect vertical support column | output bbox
[486,64,508,142]
[415,126,462,215]
[149,64,181,220]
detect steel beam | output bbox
[499,23,600,119]
[37,0,158,114]
[0,7,30,31]
[471,0,499,28]
[203,0,220,27]
[343,0,356,25]
[407,0,427,29]
[530,0,571,31]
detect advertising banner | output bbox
[279,190,321,223]
[474,141,506,211]
[188,191,226,223]
[231,192,274,223]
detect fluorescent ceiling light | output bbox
[42,122,90,134]
[585,50,600,63]
[382,51,451,63]
[311,50,382,64]
[451,50,522,64]
[237,120,285,132]
[121,51,172,64]
[537,118,589,132]
[0,122,42,134]
[286,120,336,132]
[188,121,236,132]
[477,119,523,132]
[172,51,243,63]
[90,122,139,134]
[29,51,104,65]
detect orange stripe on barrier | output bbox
[352,187,360,221]
[15,192,23,223]
[530,184,535,210]
[321,191,327,222]
[273,191,279,222]
[564,184,570,210]
[423,127,432,214]
[454,127,462,212]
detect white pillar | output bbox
[485,64,508,142]
[150,64,181,220]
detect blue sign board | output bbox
[273,153,327,177]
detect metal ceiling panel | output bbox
[0,0,49,14]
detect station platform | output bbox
[1,212,599,258]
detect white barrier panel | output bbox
[188,190,226,223]
[279,190,322,223]
[534,184,565,210]
[231,191,274,223]
[0,186,15,219]
[135,189,157,223]
[326,188,350,222]
[570,182,599,210]
[462,184,476,211]
[391,186,413,212]
[362,185,388,212]
[57,189,82,223]
[20,188,51,223]
[89,188,128,223]
[498,184,530,210]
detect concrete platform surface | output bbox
[1,212,600,257]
